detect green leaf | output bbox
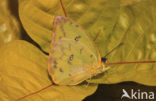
[0,40,97,101]
[87,0,156,86]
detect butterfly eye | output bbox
[75,36,81,41]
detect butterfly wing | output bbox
[48,16,101,85]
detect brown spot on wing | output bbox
[75,36,81,42]
[69,54,74,61]
[59,68,63,72]
[67,54,74,65]
[68,60,72,65]
[53,65,57,68]
[76,24,79,27]
[53,60,57,65]
[52,60,58,69]
[68,73,71,76]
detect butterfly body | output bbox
[48,16,109,85]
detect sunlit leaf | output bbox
[0,40,97,101]
[18,0,59,52]
[120,0,143,6]
[18,0,156,87]
[19,0,120,53]
[0,0,21,47]
[87,0,156,86]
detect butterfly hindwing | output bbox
[48,16,101,85]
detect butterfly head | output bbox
[101,57,107,63]
[99,60,110,73]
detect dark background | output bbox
[84,82,156,101]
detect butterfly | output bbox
[48,16,110,85]
[47,0,156,86]
[15,1,156,100]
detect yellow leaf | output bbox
[120,0,143,6]
[0,0,21,47]
[18,0,58,52]
[18,0,156,86]
[19,0,120,53]
[87,0,156,86]
[0,40,97,101]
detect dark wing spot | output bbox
[53,60,57,65]
[53,60,57,68]
[76,24,79,27]
[68,60,71,64]
[69,54,74,61]
[68,54,74,65]
[53,65,57,68]
[59,68,63,72]
[68,73,71,76]
[75,36,81,41]
[90,54,93,58]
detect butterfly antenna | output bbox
[15,83,53,101]
[105,60,156,66]
[103,43,124,58]
[59,0,67,17]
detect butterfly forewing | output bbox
[48,16,101,85]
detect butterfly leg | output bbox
[101,42,123,63]
[85,77,92,87]
[103,42,124,58]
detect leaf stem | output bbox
[59,0,67,17]
[15,83,53,101]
